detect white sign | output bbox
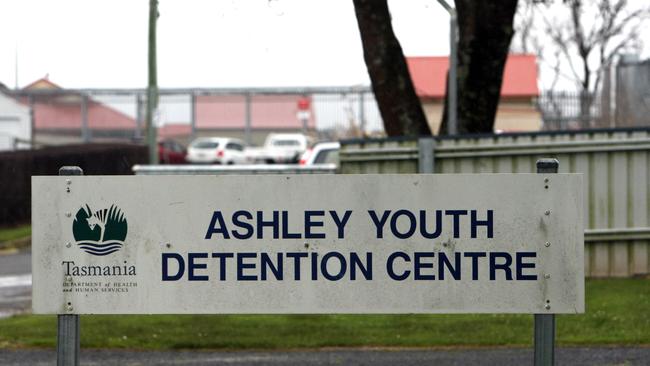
[32,174,584,314]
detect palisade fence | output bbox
[12,87,382,147]
[538,60,650,130]
[340,128,650,278]
[14,86,650,148]
[538,91,602,130]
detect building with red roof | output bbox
[407,53,541,133]
[158,94,316,145]
[21,77,138,144]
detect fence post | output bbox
[358,91,366,136]
[29,95,35,148]
[135,94,143,141]
[418,137,436,173]
[57,166,82,366]
[535,158,558,366]
[81,95,90,143]
[244,93,252,145]
[190,92,197,142]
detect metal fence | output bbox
[340,128,650,278]
[11,87,383,148]
[12,83,650,149]
[538,91,602,130]
[539,60,650,131]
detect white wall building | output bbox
[0,90,30,150]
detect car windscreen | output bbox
[314,149,339,164]
[272,140,300,147]
[192,141,220,149]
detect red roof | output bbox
[31,100,136,130]
[196,94,315,129]
[22,78,136,130]
[406,54,539,98]
[22,77,63,90]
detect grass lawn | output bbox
[0,225,30,244]
[0,278,647,350]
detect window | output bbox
[0,116,20,123]
[314,149,339,164]
[272,140,300,147]
[226,142,244,151]
[169,141,185,153]
[192,141,219,149]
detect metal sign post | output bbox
[535,158,559,366]
[57,166,82,366]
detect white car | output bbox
[299,141,340,165]
[186,137,247,164]
[262,133,312,164]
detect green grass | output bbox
[0,224,30,243]
[0,278,647,350]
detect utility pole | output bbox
[436,0,457,135]
[14,44,19,90]
[146,0,159,164]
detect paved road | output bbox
[0,250,31,317]
[0,347,649,366]
[0,250,31,276]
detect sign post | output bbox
[56,166,82,366]
[33,169,583,362]
[535,158,559,366]
[297,96,310,134]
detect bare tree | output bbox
[516,0,649,94]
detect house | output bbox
[406,54,541,133]
[160,94,316,146]
[0,83,31,150]
[21,78,138,145]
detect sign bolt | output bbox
[66,179,71,185]
[67,305,73,312]
[545,242,551,247]
[544,210,551,216]
[544,178,549,183]
[65,212,71,217]
[66,242,71,248]
[66,276,72,282]
[544,274,551,279]
[545,304,551,310]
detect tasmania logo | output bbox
[72,204,128,256]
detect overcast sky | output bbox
[1,0,648,90]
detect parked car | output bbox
[186,137,247,164]
[158,139,187,164]
[299,141,340,166]
[259,133,313,164]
